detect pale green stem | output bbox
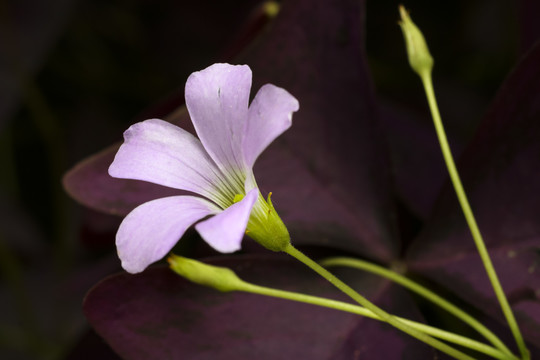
[320,257,515,358]
[419,69,529,360]
[238,281,515,360]
[284,244,476,360]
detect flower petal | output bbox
[185,63,252,173]
[109,119,226,204]
[195,188,258,253]
[117,195,220,273]
[244,84,299,167]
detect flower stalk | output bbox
[169,255,512,359]
[320,256,514,358]
[398,6,529,359]
[283,244,476,360]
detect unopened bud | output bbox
[398,5,434,77]
[168,255,244,292]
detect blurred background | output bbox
[0,0,535,359]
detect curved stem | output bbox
[238,282,515,360]
[284,244,476,360]
[320,256,514,357]
[420,70,528,360]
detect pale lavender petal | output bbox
[244,84,299,167]
[185,63,252,173]
[117,195,220,273]
[109,119,225,203]
[195,188,258,253]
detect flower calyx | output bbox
[246,192,291,252]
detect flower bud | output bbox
[168,255,244,292]
[398,5,434,77]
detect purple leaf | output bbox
[238,0,397,261]
[84,255,440,360]
[407,42,540,347]
[379,99,467,219]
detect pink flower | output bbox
[109,63,299,273]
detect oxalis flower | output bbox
[109,63,299,273]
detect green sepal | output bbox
[246,192,291,252]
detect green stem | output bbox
[419,70,529,360]
[238,281,514,360]
[284,244,476,360]
[320,257,514,358]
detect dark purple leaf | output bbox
[407,42,540,347]
[0,250,120,359]
[77,208,121,250]
[242,0,397,261]
[379,100,456,219]
[84,254,440,360]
